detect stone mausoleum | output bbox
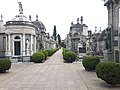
[0,2,54,62]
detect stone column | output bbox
[8,34,11,56]
[30,35,33,55]
[5,34,8,55]
[34,35,36,53]
[22,33,25,55]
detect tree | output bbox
[57,34,61,46]
[53,25,57,41]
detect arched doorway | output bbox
[14,36,21,55]
[115,50,119,63]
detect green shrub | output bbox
[96,62,120,86]
[46,50,52,56]
[82,56,100,71]
[0,58,11,73]
[32,52,45,63]
[40,50,48,60]
[62,48,70,60]
[64,51,76,63]
[51,48,59,54]
[63,52,67,60]
[62,48,69,54]
[45,48,59,56]
[51,49,54,55]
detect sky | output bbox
[0,0,108,39]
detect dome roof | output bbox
[5,14,35,27]
[32,20,46,32]
[12,14,27,21]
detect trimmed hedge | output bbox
[31,52,45,63]
[32,48,59,63]
[64,51,77,63]
[62,48,69,60]
[40,50,48,60]
[0,58,11,73]
[82,56,100,71]
[62,48,76,63]
[96,62,120,86]
[46,48,59,56]
[46,50,52,56]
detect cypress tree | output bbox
[53,25,57,41]
[57,34,61,46]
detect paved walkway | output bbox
[0,49,120,90]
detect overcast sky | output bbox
[0,0,108,39]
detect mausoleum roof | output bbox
[32,20,46,32]
[12,14,27,21]
[70,23,88,29]
[5,14,35,28]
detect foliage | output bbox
[46,50,52,56]
[82,56,100,71]
[62,48,69,60]
[0,58,11,73]
[57,34,61,46]
[46,48,59,56]
[96,62,120,86]
[31,52,45,63]
[63,48,69,53]
[53,25,57,41]
[64,51,77,63]
[40,50,48,60]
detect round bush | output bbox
[64,51,76,63]
[32,52,45,63]
[62,48,69,60]
[63,52,67,60]
[96,62,120,86]
[50,49,54,55]
[46,50,52,56]
[40,50,48,60]
[82,56,100,71]
[62,48,69,54]
[0,58,11,73]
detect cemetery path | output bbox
[0,49,120,90]
[0,49,87,90]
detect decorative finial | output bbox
[100,27,101,32]
[81,16,83,24]
[0,14,3,21]
[95,26,97,32]
[17,1,23,14]
[29,15,31,21]
[36,15,38,21]
[77,18,79,24]
[71,21,73,25]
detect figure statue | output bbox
[26,39,30,50]
[17,1,23,14]
[29,15,32,21]
[36,15,38,21]
[81,16,83,24]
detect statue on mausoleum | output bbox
[17,1,23,14]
